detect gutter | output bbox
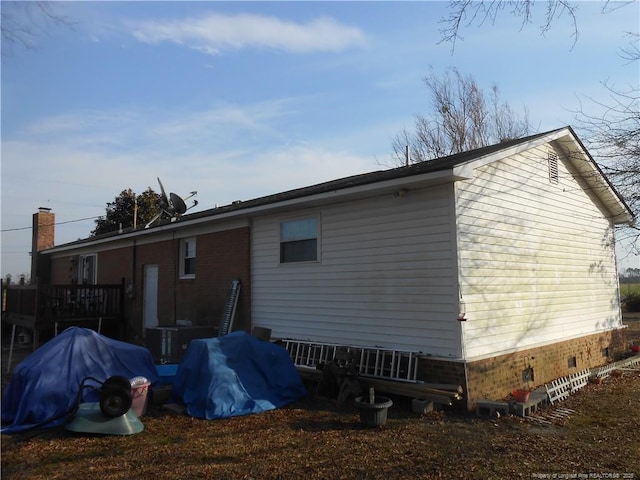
[41,167,467,255]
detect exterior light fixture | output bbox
[458,299,467,321]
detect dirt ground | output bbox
[2,317,639,479]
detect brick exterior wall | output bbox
[50,257,72,284]
[46,227,251,344]
[417,357,467,392]
[417,328,627,410]
[174,227,251,333]
[134,238,176,337]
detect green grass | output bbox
[621,283,640,311]
[621,283,640,295]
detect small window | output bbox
[548,152,559,184]
[280,217,318,263]
[568,356,577,369]
[180,237,196,278]
[79,254,97,285]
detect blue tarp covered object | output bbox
[174,331,306,419]
[1,327,158,433]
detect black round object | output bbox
[102,376,131,392]
[99,376,132,418]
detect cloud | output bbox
[18,98,300,162]
[1,98,376,278]
[127,12,367,55]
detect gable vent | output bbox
[548,152,559,184]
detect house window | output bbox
[79,254,97,285]
[180,237,196,278]
[548,152,559,184]
[280,217,318,263]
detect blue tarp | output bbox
[174,331,306,419]
[1,327,158,433]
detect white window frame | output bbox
[180,237,196,279]
[279,216,320,264]
[79,254,97,285]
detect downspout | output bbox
[248,218,253,332]
[132,238,137,290]
[129,238,137,341]
[451,180,472,409]
[451,182,467,359]
[173,231,177,324]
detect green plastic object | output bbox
[66,402,144,435]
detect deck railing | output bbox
[1,280,125,343]
[2,284,37,316]
[2,280,126,371]
[37,284,124,321]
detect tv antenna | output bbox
[145,177,198,228]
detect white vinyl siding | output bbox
[457,144,622,360]
[251,185,461,357]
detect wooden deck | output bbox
[1,281,125,372]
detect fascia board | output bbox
[553,135,634,225]
[42,219,250,255]
[42,169,462,254]
[218,168,464,217]
[452,128,570,178]
[450,127,633,225]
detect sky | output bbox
[2,1,639,279]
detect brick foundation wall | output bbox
[417,329,627,410]
[417,357,467,391]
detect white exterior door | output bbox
[143,265,159,329]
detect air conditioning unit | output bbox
[145,326,214,363]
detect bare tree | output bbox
[574,78,639,255]
[439,0,580,53]
[439,1,639,255]
[391,67,530,165]
[1,1,71,56]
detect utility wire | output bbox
[0,216,100,233]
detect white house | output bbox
[248,126,633,405]
[28,126,634,407]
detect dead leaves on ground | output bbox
[2,371,639,479]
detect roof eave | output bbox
[41,168,465,254]
[552,131,634,225]
[453,126,634,225]
[453,127,569,176]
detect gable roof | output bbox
[200,129,559,213]
[43,126,634,253]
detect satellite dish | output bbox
[170,193,187,215]
[144,177,198,228]
[157,177,172,212]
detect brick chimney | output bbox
[30,207,55,283]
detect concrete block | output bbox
[476,400,509,418]
[510,389,547,417]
